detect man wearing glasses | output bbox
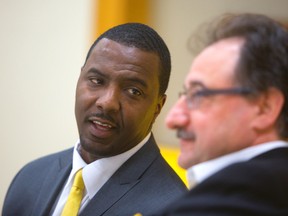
[152,13,288,215]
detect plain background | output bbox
[1,0,288,210]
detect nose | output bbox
[165,97,190,130]
[96,88,121,113]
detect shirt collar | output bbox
[72,132,151,198]
[187,140,288,188]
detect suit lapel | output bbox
[31,149,73,216]
[80,178,141,216]
[80,135,160,216]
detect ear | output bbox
[252,87,284,131]
[153,94,167,120]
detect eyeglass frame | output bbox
[179,85,255,109]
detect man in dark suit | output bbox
[151,13,288,215]
[2,23,187,216]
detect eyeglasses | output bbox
[179,86,255,109]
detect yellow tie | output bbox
[61,169,85,216]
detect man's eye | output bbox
[127,88,142,96]
[190,91,204,101]
[90,78,103,85]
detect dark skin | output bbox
[75,38,166,163]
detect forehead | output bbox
[185,37,244,88]
[84,38,160,82]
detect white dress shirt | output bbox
[52,133,150,216]
[187,140,288,188]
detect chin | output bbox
[177,156,190,170]
[79,136,107,156]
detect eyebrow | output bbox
[86,68,107,78]
[124,76,148,89]
[85,68,148,88]
[186,81,206,89]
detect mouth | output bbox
[86,118,117,139]
[92,120,114,129]
[88,115,118,132]
[84,112,120,139]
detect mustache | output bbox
[86,112,118,126]
[177,129,196,140]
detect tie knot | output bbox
[73,169,84,190]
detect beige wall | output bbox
[1,0,288,210]
[0,0,93,210]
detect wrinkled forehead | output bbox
[185,37,245,88]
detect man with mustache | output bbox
[3,23,187,216]
[151,13,288,215]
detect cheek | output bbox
[217,103,252,133]
[198,105,253,155]
[192,111,213,138]
[76,84,96,106]
[130,104,157,125]
[188,100,256,163]
[225,107,255,144]
[124,102,159,137]
[75,87,96,121]
[191,109,230,157]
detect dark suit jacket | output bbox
[2,135,187,216]
[152,147,288,216]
